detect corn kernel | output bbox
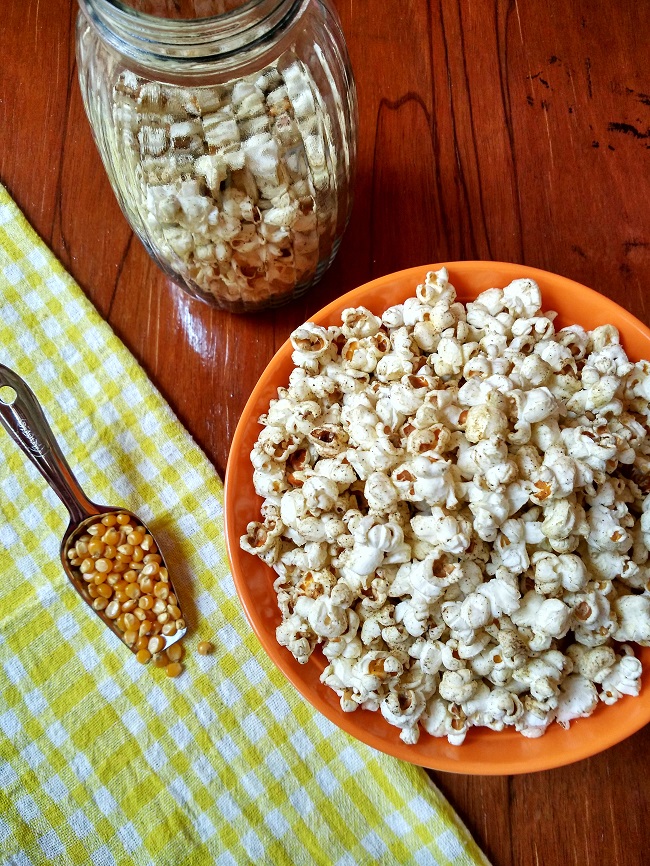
[141,535,156,552]
[165,662,182,678]
[197,641,214,656]
[143,554,162,565]
[103,529,120,546]
[123,612,138,631]
[167,643,183,662]
[148,636,165,655]
[136,649,151,664]
[105,600,120,619]
[88,539,105,557]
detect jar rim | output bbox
[99,0,279,25]
[78,0,304,70]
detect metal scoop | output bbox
[0,364,186,654]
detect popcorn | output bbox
[380,689,428,744]
[554,674,599,728]
[532,552,589,595]
[111,58,341,310]
[566,643,616,682]
[241,271,650,745]
[612,595,650,645]
[599,648,643,703]
[510,591,572,651]
[422,695,469,745]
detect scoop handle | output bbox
[0,364,100,525]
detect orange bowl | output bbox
[224,261,650,774]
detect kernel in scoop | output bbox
[66,511,187,670]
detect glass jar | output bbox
[76,0,357,313]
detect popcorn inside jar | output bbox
[110,57,344,311]
[240,268,650,745]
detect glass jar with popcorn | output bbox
[76,0,357,313]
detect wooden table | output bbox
[2,2,649,864]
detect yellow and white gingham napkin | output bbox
[0,182,489,866]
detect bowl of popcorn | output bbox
[224,261,650,774]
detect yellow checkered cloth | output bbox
[0,183,489,866]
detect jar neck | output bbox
[78,0,303,70]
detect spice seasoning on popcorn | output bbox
[240,269,650,745]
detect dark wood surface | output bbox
[2,2,649,864]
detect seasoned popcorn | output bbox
[240,269,650,744]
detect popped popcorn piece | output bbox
[510,591,572,651]
[599,648,643,703]
[532,552,589,595]
[566,643,616,682]
[380,689,427,744]
[241,271,650,746]
[422,695,469,745]
[464,683,524,731]
[612,595,650,645]
[554,674,599,728]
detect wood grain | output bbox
[1,2,649,863]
